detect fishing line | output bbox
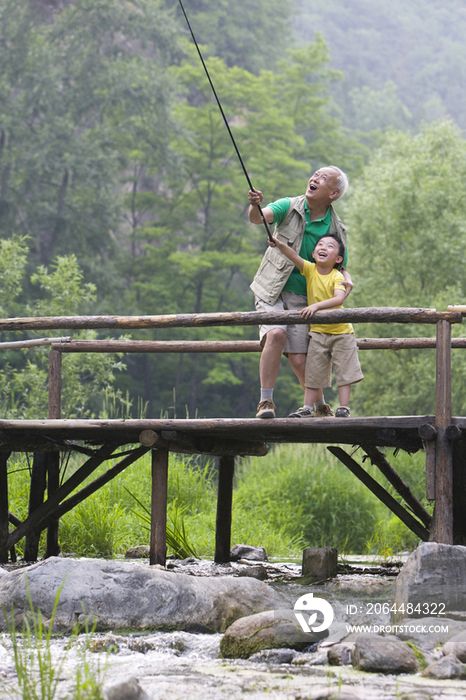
[177,0,273,241]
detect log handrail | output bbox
[0,307,461,331]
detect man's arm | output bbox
[248,189,274,225]
[301,289,346,319]
[341,269,353,299]
[268,235,304,271]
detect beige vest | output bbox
[250,195,347,305]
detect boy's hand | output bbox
[301,303,320,319]
[342,270,353,298]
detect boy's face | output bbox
[312,237,343,266]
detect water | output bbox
[1,557,465,699]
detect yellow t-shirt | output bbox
[301,261,353,335]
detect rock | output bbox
[248,648,296,664]
[0,557,281,633]
[352,634,419,674]
[443,629,466,661]
[327,642,354,666]
[219,608,328,658]
[302,547,338,580]
[421,653,466,679]
[103,677,150,700]
[394,617,466,645]
[237,565,267,581]
[125,546,150,559]
[230,544,268,562]
[394,542,466,619]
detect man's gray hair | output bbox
[328,166,349,198]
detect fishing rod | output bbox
[177,0,273,242]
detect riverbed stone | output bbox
[0,557,280,633]
[394,542,466,619]
[125,546,150,559]
[237,565,267,580]
[219,608,328,658]
[327,642,354,666]
[443,629,466,660]
[229,544,268,562]
[394,617,466,645]
[103,677,150,700]
[302,547,338,580]
[352,633,419,674]
[421,652,466,679]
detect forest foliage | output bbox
[0,0,465,421]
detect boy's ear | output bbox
[336,255,343,264]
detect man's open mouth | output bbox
[309,184,317,190]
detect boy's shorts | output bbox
[305,332,364,388]
[254,291,309,354]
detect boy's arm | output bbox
[268,235,304,271]
[301,289,346,319]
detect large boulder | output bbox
[352,634,419,674]
[0,557,280,633]
[219,608,328,658]
[394,542,466,619]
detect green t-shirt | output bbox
[267,197,348,296]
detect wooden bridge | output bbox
[0,306,465,566]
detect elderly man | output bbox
[248,166,352,419]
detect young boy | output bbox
[268,233,363,417]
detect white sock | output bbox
[260,388,274,402]
[315,396,325,408]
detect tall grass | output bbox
[2,583,106,700]
[6,443,427,559]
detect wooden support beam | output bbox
[215,456,235,564]
[328,446,429,541]
[150,448,168,567]
[24,453,48,561]
[138,429,267,457]
[0,452,10,563]
[45,453,60,558]
[361,445,431,528]
[7,444,115,549]
[60,340,262,354]
[0,307,460,332]
[37,446,150,529]
[430,320,453,544]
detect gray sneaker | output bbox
[315,403,335,417]
[255,399,276,419]
[288,406,314,418]
[335,406,351,418]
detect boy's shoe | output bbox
[288,406,314,418]
[315,403,334,417]
[255,399,276,419]
[335,406,351,418]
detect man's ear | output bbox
[329,190,340,202]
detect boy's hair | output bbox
[317,233,346,266]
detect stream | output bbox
[1,557,466,699]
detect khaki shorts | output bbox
[305,332,364,388]
[255,291,309,354]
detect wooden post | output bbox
[48,347,62,419]
[0,453,10,563]
[46,346,62,556]
[45,453,60,557]
[430,320,453,543]
[24,452,48,561]
[150,448,168,566]
[214,456,235,563]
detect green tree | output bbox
[0,238,123,419]
[347,120,466,416]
